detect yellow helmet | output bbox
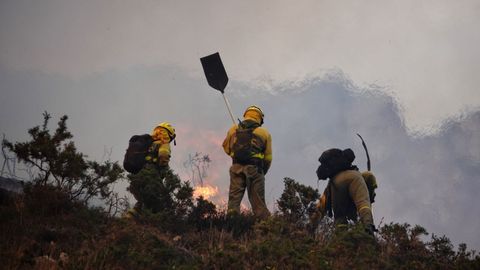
[243,105,264,124]
[153,122,176,145]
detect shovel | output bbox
[200,52,236,124]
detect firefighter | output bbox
[316,148,376,234]
[222,106,272,219]
[126,122,176,216]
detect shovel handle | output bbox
[222,94,236,125]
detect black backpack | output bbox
[232,120,262,164]
[123,134,154,174]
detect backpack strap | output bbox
[242,120,265,154]
[145,142,161,163]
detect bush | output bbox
[2,113,480,269]
[277,177,320,229]
[2,112,124,206]
[2,179,480,269]
[127,165,258,236]
[127,165,194,231]
[188,196,218,230]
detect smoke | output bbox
[1,65,479,249]
[253,75,480,250]
[2,0,480,132]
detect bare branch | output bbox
[183,152,211,187]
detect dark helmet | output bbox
[316,148,356,180]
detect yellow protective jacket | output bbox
[147,128,171,167]
[222,117,272,173]
[317,170,373,226]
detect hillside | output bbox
[1,180,480,270]
[1,113,479,269]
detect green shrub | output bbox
[2,112,124,206]
[277,177,320,230]
[2,113,480,269]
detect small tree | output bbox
[127,163,234,232]
[127,166,194,218]
[277,177,320,227]
[2,112,124,205]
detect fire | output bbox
[193,185,219,200]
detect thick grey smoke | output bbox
[1,65,479,250]
[255,75,480,250]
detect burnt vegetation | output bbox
[1,113,479,269]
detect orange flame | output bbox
[193,185,219,200]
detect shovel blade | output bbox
[200,52,229,93]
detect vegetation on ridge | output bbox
[1,113,479,269]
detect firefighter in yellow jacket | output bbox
[316,148,376,234]
[126,122,176,217]
[222,106,272,219]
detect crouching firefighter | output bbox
[316,148,377,235]
[222,106,272,219]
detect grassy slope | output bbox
[1,185,479,270]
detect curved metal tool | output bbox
[356,133,371,171]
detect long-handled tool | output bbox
[200,52,236,124]
[356,133,371,171]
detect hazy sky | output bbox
[1,1,479,249]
